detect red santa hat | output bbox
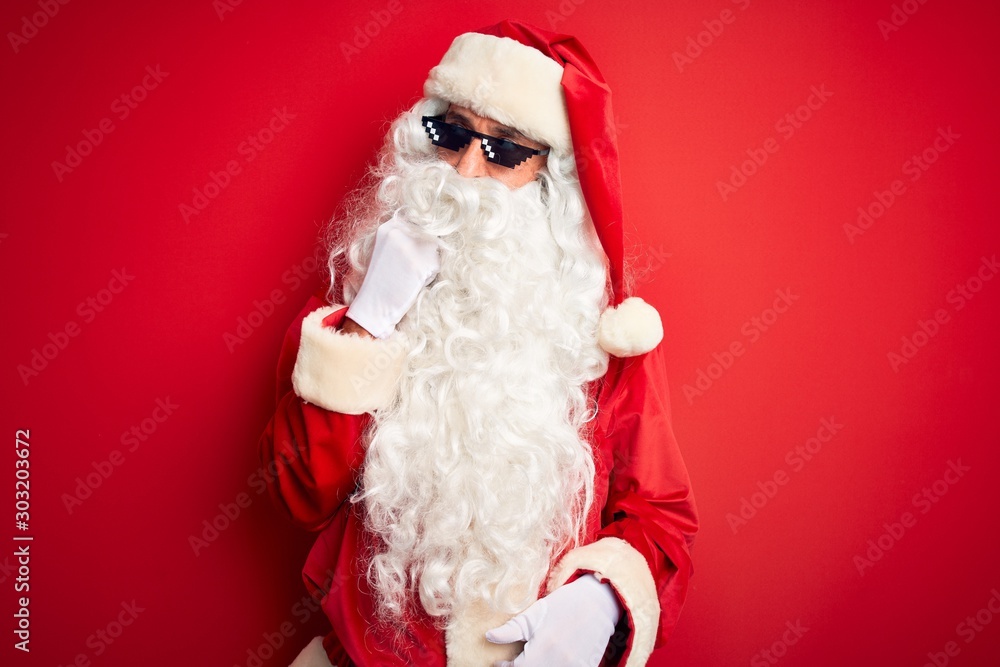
[423,19,663,358]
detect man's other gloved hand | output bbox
[345,215,440,339]
[486,573,624,667]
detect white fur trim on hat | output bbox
[289,636,334,667]
[424,32,571,153]
[547,537,659,667]
[291,305,405,415]
[598,297,663,357]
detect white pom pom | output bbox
[598,297,663,357]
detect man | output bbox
[259,20,697,667]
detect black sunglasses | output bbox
[421,115,550,169]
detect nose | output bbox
[453,139,489,178]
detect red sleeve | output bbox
[257,294,371,532]
[597,344,699,648]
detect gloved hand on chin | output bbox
[345,215,440,339]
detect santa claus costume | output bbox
[259,19,698,667]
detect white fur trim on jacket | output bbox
[288,636,333,667]
[291,305,405,415]
[598,297,663,358]
[424,32,571,153]
[547,537,660,667]
[445,598,523,666]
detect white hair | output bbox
[324,98,610,621]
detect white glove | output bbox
[486,574,623,667]
[345,215,440,339]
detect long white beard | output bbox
[336,101,609,621]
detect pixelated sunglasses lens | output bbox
[480,137,533,167]
[424,118,469,151]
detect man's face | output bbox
[435,104,549,189]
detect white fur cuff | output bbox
[547,537,660,667]
[598,297,663,357]
[291,306,405,415]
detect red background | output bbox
[2,1,998,665]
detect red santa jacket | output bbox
[259,292,698,666]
